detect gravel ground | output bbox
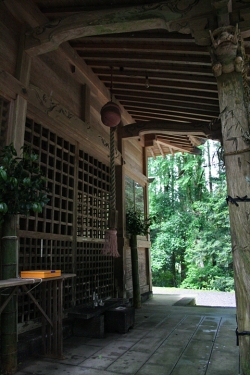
[153,286,236,307]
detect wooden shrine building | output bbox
[1,0,250,374]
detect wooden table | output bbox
[0,274,76,358]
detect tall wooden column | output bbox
[1,26,31,374]
[7,25,31,151]
[115,124,126,298]
[211,26,250,375]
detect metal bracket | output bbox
[226,195,250,207]
[236,327,250,346]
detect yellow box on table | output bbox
[20,270,61,278]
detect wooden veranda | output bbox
[1,1,250,374]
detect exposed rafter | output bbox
[8,0,245,157]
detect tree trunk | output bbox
[170,251,176,287]
[1,214,18,374]
[217,70,250,375]
[206,141,213,194]
[130,234,141,308]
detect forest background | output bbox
[148,140,234,292]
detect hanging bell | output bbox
[100,101,121,127]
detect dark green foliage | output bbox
[0,143,49,220]
[148,141,234,292]
[0,144,50,374]
[126,208,151,236]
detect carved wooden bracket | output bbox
[24,1,213,56]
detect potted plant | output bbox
[126,208,151,309]
[0,143,49,375]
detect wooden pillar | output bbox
[1,215,18,374]
[1,25,31,374]
[114,123,126,298]
[7,24,31,153]
[130,234,141,309]
[143,146,152,293]
[210,26,250,375]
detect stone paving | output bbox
[15,293,239,375]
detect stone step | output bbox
[173,296,196,306]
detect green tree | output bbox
[181,179,233,291]
[0,143,49,375]
[0,143,49,218]
[148,141,233,291]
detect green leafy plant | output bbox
[0,143,49,220]
[126,208,151,236]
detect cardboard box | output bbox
[20,270,61,279]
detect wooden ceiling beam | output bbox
[155,134,191,141]
[169,147,175,156]
[121,119,222,140]
[144,133,202,156]
[115,93,219,108]
[120,100,219,116]
[134,111,219,123]
[132,115,188,123]
[155,141,165,158]
[156,138,200,154]
[71,39,209,54]
[44,3,250,44]
[99,75,218,92]
[188,135,206,147]
[149,147,156,159]
[90,63,214,78]
[129,111,213,122]
[100,77,218,93]
[143,133,195,148]
[81,52,211,65]
[155,135,196,146]
[24,1,213,56]
[89,61,215,76]
[131,113,212,123]
[93,70,216,85]
[112,86,218,100]
[3,0,133,125]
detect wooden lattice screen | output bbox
[17,118,113,331]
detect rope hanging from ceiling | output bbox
[101,67,121,257]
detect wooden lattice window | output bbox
[18,238,74,327]
[20,119,75,235]
[75,149,113,305]
[75,242,114,306]
[18,119,76,327]
[17,118,114,330]
[77,150,110,239]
